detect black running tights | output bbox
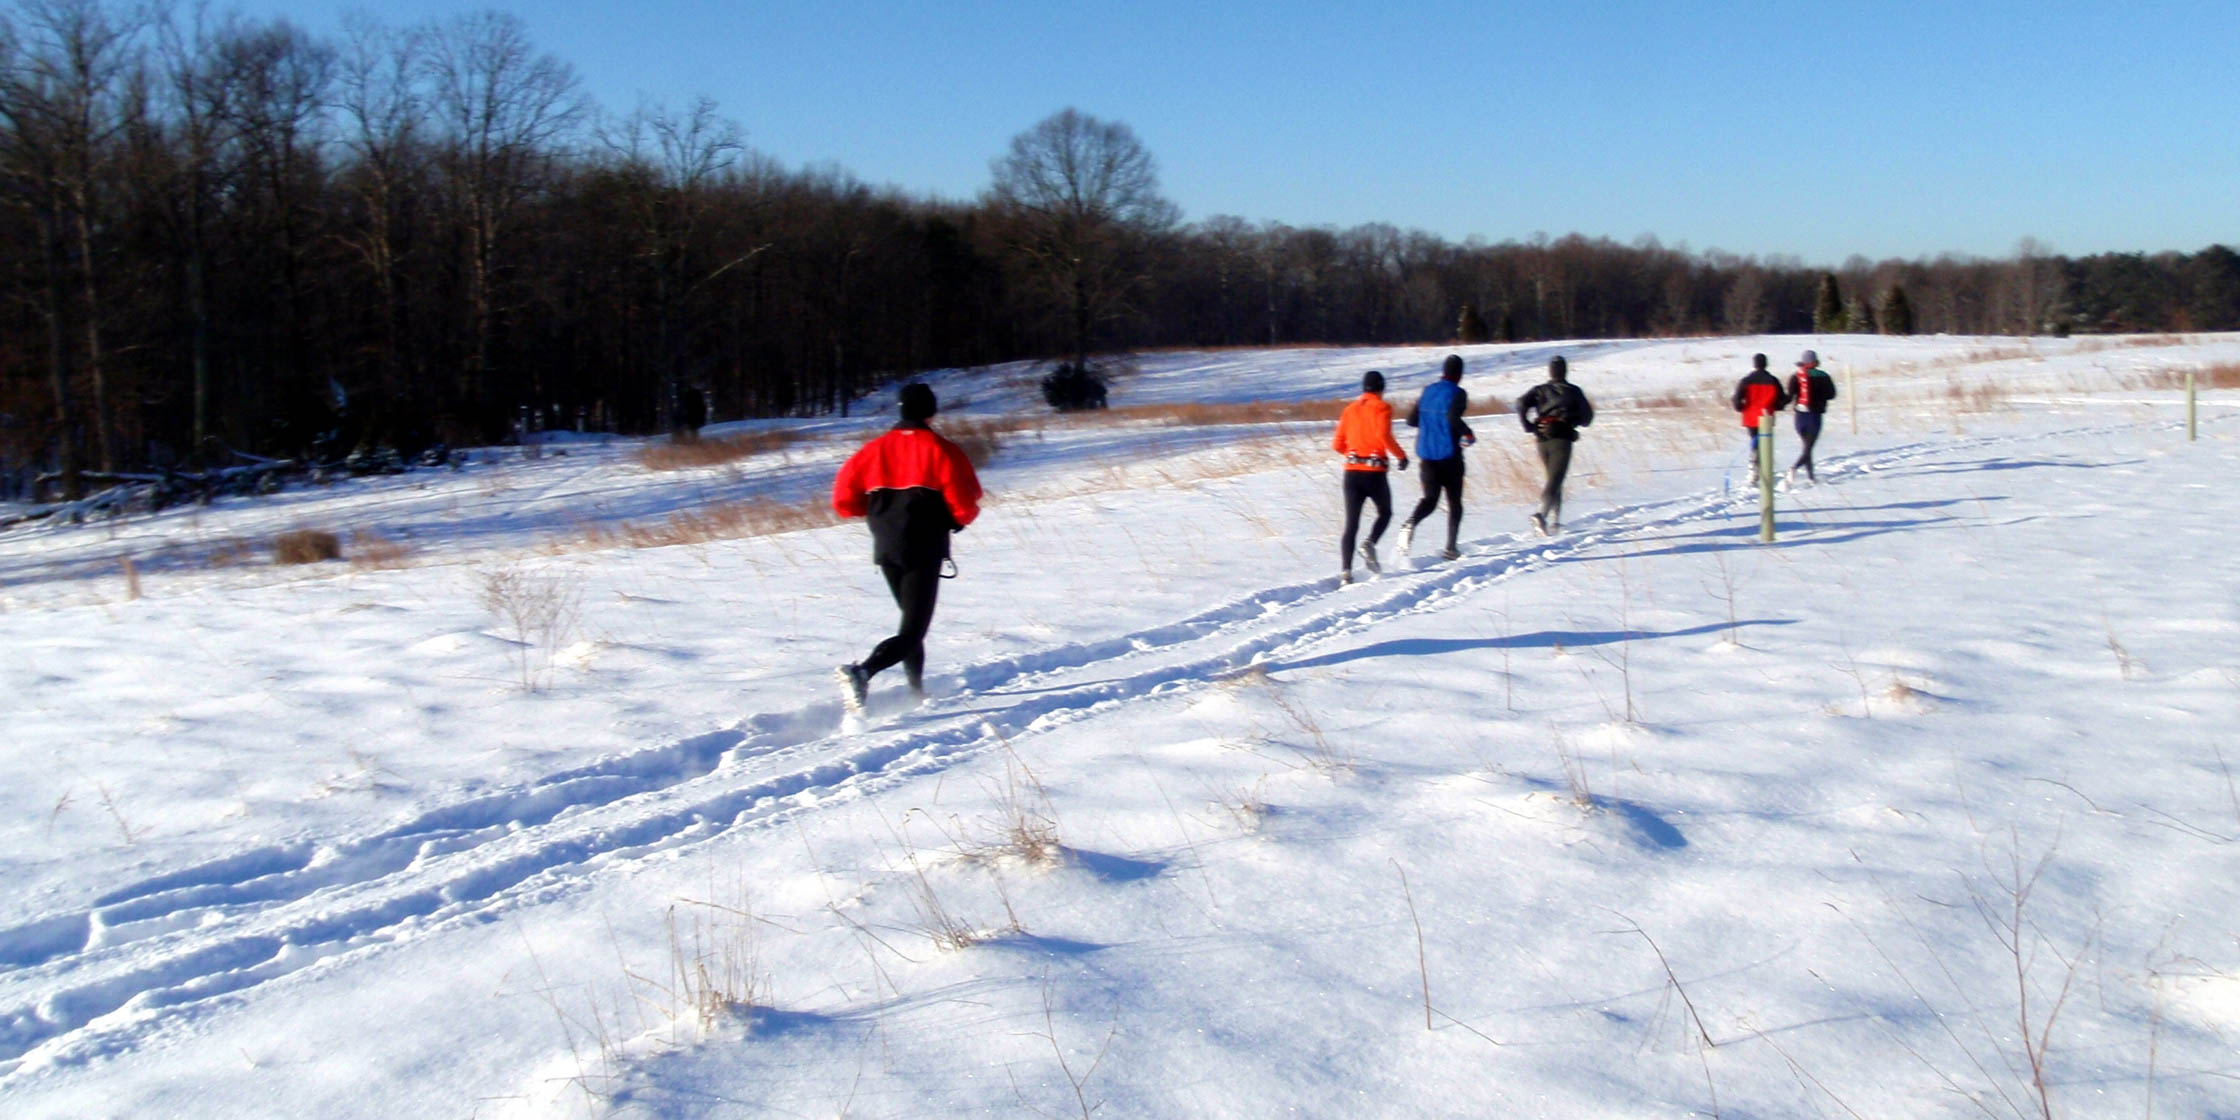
[1406,456,1465,549]
[1340,471,1392,569]
[1536,438,1572,520]
[863,559,941,687]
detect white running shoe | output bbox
[1398,519,1416,554]
[835,664,870,715]
[1359,543,1380,573]
[1531,512,1549,537]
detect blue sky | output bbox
[231,0,2237,265]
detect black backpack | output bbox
[1534,384,1571,426]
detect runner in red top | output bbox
[1730,353,1791,485]
[831,382,981,712]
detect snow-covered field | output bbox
[3,334,2237,1118]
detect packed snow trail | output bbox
[0,420,2186,1078]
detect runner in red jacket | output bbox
[1731,353,1791,485]
[831,382,981,712]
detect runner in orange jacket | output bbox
[1331,370,1408,583]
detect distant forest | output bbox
[6,2,2239,498]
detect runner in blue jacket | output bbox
[1398,354,1476,560]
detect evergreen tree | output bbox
[1456,302,1490,343]
[1813,272,1846,332]
[1846,296,1875,333]
[1879,285,1916,335]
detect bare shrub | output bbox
[273,529,342,565]
[348,530,412,571]
[479,565,581,690]
[637,429,811,471]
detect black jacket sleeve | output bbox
[1516,386,1539,431]
[1449,390,1473,441]
[1570,386,1593,429]
[1732,378,1749,411]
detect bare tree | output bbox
[989,107,1174,373]
[600,95,765,429]
[145,0,240,467]
[218,18,333,419]
[333,12,425,412]
[421,11,581,407]
[0,0,142,491]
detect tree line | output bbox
[5,1,2237,500]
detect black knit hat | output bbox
[1752,353,1768,370]
[899,382,937,422]
[1362,370,1385,394]
[1548,355,1568,381]
[1441,354,1464,381]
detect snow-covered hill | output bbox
[3,334,2237,1117]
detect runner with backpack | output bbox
[1514,355,1593,537]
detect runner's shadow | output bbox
[1896,456,2138,476]
[1267,620,1792,674]
[1608,514,1962,560]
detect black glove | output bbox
[1396,455,1409,472]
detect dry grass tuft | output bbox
[272,528,342,565]
[637,429,811,471]
[348,530,412,571]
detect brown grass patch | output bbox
[2132,362,2240,391]
[939,418,1015,467]
[637,430,811,471]
[1629,389,1697,410]
[565,497,839,552]
[348,530,413,571]
[272,529,342,565]
[1102,399,1344,427]
[205,538,258,568]
[1944,376,2010,413]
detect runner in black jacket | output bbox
[1514,355,1593,536]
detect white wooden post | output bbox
[1758,413,1777,543]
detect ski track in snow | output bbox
[0,421,2145,1078]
